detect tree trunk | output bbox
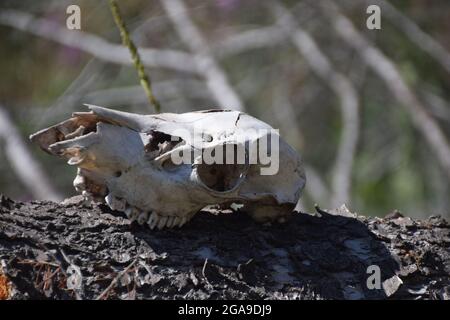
[0,194,449,300]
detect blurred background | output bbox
[0,0,449,219]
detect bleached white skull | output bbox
[30,105,306,229]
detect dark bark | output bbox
[0,194,449,300]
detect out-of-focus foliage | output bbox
[0,0,449,218]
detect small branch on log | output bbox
[96,258,138,300]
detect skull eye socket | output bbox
[195,144,249,193]
[196,163,247,192]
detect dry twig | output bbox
[96,258,138,300]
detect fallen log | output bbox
[0,194,449,300]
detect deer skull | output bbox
[30,105,306,229]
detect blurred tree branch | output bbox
[160,0,244,111]
[0,9,197,73]
[213,26,286,58]
[272,2,360,207]
[0,106,62,201]
[321,0,450,180]
[370,0,450,74]
[420,88,450,123]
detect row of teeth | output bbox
[105,193,189,229]
[74,174,190,229]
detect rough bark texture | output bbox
[0,194,449,300]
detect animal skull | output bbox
[30,105,306,229]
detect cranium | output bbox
[30,105,306,229]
